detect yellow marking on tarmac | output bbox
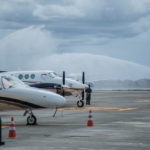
[118,107,138,111]
[137,100,150,103]
[2,126,9,128]
[58,107,138,111]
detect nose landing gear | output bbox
[27,115,37,125]
[76,90,85,107]
[24,108,37,125]
[77,100,84,107]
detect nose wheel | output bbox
[77,100,84,107]
[27,115,37,125]
[24,109,37,125]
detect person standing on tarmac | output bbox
[85,84,92,105]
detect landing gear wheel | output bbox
[27,115,37,125]
[77,100,84,107]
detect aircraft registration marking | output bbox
[58,107,138,111]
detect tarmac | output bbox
[0,90,150,150]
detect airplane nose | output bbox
[84,84,88,88]
[48,93,66,107]
[57,95,66,106]
[76,82,88,89]
[67,79,88,89]
[38,90,66,108]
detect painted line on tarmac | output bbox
[2,126,9,128]
[34,123,106,126]
[137,100,150,103]
[2,123,99,126]
[58,106,138,111]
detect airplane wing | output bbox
[29,82,61,89]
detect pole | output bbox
[0,117,5,145]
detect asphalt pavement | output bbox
[0,90,150,150]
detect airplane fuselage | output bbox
[8,70,88,96]
[0,74,66,109]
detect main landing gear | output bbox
[23,108,37,125]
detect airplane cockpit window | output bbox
[0,81,2,90]
[1,76,25,89]
[48,72,61,78]
[53,72,61,77]
[41,74,49,80]
[48,73,54,78]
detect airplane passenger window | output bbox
[18,74,23,80]
[25,74,29,79]
[31,74,35,79]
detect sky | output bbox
[0,0,150,80]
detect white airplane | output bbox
[6,70,88,107]
[0,72,66,125]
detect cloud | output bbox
[33,0,150,24]
[31,0,150,43]
[33,3,85,20]
[0,0,35,23]
[0,0,149,43]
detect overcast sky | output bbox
[0,0,150,80]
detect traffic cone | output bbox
[8,117,17,138]
[87,110,94,127]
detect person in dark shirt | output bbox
[85,84,92,105]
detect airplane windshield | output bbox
[48,72,61,78]
[1,76,25,89]
[53,72,61,77]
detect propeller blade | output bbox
[62,71,65,85]
[82,72,85,84]
[82,72,85,100]
[62,71,65,96]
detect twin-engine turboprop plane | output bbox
[0,73,66,125]
[7,70,88,107]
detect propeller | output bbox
[0,71,7,73]
[62,71,65,96]
[62,71,65,85]
[82,72,85,100]
[82,72,85,84]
